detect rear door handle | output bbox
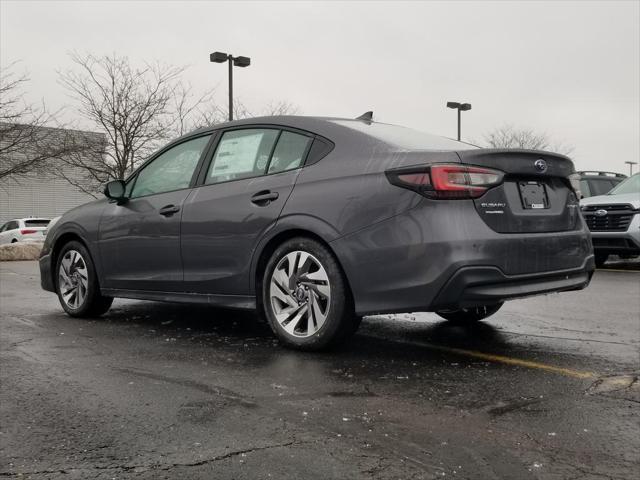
[251,191,279,206]
[159,205,180,216]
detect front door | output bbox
[181,128,313,295]
[98,134,213,291]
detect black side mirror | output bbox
[104,180,127,204]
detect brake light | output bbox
[386,164,504,199]
[568,173,582,199]
[20,229,38,235]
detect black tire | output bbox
[55,240,113,317]
[594,252,609,268]
[262,237,357,351]
[436,302,503,323]
[11,238,18,243]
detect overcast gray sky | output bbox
[1,0,638,173]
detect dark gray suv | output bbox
[39,116,595,350]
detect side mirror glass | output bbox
[104,180,127,204]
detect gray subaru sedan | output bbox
[39,115,595,350]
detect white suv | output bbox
[0,218,51,245]
[580,173,640,267]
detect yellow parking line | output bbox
[419,342,597,379]
[372,335,598,379]
[598,268,640,273]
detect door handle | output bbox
[159,204,180,216]
[251,190,279,206]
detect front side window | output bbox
[130,134,211,198]
[206,129,279,185]
[267,131,312,174]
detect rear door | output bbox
[98,133,213,291]
[457,149,581,233]
[181,127,313,295]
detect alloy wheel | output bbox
[269,251,331,337]
[58,250,89,309]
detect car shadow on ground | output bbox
[98,300,517,364]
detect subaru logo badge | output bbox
[595,209,608,217]
[534,159,548,172]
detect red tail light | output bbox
[386,164,504,199]
[20,229,38,235]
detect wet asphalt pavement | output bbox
[1,261,639,480]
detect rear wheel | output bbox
[594,252,609,268]
[262,237,358,351]
[55,241,113,317]
[436,303,503,323]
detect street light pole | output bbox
[446,101,472,141]
[228,57,233,121]
[210,51,251,122]
[624,161,637,176]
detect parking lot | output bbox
[1,260,638,479]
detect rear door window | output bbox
[205,129,279,185]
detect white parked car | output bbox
[580,173,640,267]
[0,218,51,245]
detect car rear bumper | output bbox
[331,199,595,315]
[430,256,594,310]
[39,253,55,292]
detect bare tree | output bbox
[59,53,191,182]
[169,83,221,137]
[59,53,300,191]
[0,63,67,180]
[261,100,299,116]
[483,124,573,155]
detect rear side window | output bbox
[24,220,50,227]
[206,129,279,185]
[267,131,312,174]
[7,221,19,231]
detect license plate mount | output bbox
[518,181,549,209]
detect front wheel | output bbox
[262,237,358,351]
[436,303,503,323]
[55,241,113,317]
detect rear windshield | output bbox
[332,120,478,151]
[608,174,640,195]
[24,220,50,227]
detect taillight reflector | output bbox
[386,164,504,199]
[20,229,38,235]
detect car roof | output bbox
[180,115,369,142]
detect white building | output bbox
[0,124,105,224]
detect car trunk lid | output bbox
[456,149,580,233]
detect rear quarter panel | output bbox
[279,134,462,238]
